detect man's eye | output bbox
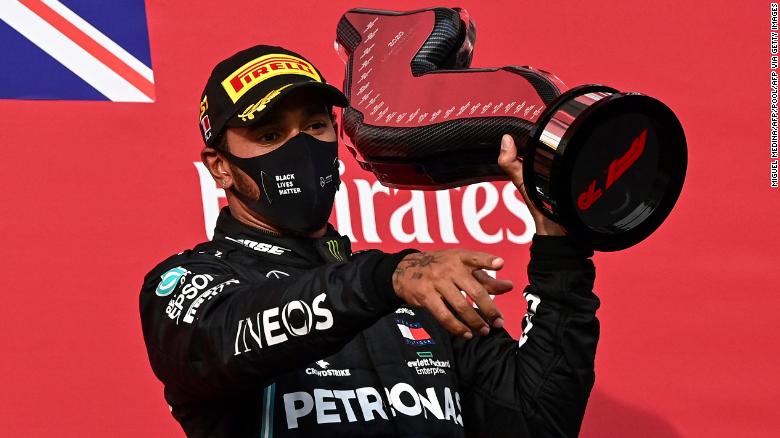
[257,132,280,143]
[306,121,327,131]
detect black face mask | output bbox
[222,133,340,235]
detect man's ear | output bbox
[201,147,232,189]
[331,108,339,137]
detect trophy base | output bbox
[523,85,688,251]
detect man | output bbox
[140,45,600,438]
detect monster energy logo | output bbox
[326,239,344,261]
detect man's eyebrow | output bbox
[302,105,329,117]
[248,113,284,129]
[246,105,329,132]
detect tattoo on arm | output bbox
[402,253,437,268]
[393,252,437,286]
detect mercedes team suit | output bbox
[140,208,600,437]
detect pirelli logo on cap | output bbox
[221,54,322,103]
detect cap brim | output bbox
[226,81,348,127]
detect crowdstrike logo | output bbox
[305,359,351,377]
[282,384,463,429]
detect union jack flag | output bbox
[0,0,154,102]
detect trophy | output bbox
[335,7,687,251]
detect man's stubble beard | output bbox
[229,162,262,202]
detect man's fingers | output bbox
[459,251,504,270]
[425,296,472,339]
[473,269,514,295]
[455,275,502,329]
[498,134,518,161]
[498,134,524,188]
[438,283,489,335]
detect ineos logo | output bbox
[234,293,333,356]
[282,300,314,337]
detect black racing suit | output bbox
[140,208,600,437]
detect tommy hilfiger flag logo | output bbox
[396,319,434,346]
[0,0,154,102]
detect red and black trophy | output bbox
[335,7,687,251]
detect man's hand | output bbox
[497,134,566,236]
[392,250,513,339]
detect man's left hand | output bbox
[497,134,566,237]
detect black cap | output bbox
[197,45,349,148]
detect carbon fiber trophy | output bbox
[335,7,687,251]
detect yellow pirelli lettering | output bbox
[221,54,321,103]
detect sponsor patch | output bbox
[304,359,351,377]
[155,266,189,296]
[396,319,434,346]
[182,278,240,324]
[405,352,451,376]
[221,53,321,103]
[518,292,541,348]
[199,95,208,117]
[234,293,333,355]
[165,273,215,322]
[225,236,290,255]
[325,239,344,261]
[319,174,334,187]
[394,307,416,316]
[199,95,212,140]
[282,384,462,429]
[266,270,290,279]
[200,115,212,140]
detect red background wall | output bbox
[0,0,776,436]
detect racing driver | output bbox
[140,45,601,438]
